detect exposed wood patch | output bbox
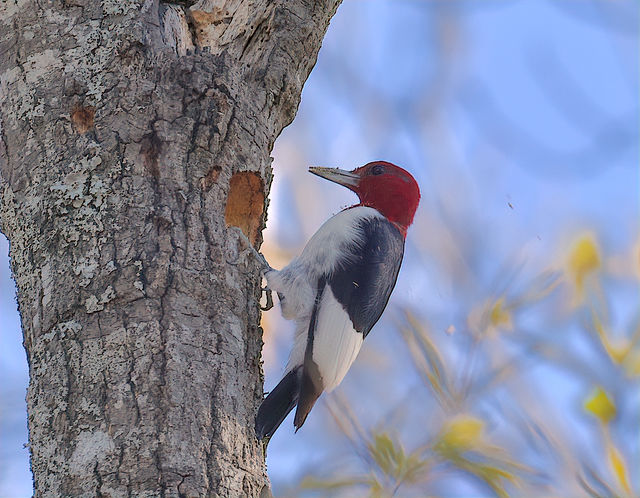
[188,8,233,48]
[190,8,231,27]
[224,171,264,246]
[71,106,95,134]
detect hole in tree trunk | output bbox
[224,171,264,246]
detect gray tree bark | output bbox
[0,0,340,496]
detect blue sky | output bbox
[1,0,638,496]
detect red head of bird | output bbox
[309,161,420,236]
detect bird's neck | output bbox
[369,206,410,237]
[357,189,418,238]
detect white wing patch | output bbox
[297,206,384,276]
[312,285,364,392]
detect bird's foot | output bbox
[261,287,274,311]
[227,227,275,310]
[260,434,271,456]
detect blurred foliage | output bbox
[257,1,638,496]
[288,232,639,497]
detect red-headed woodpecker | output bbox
[255,161,420,439]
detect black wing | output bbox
[328,216,405,337]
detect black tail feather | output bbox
[255,368,301,440]
[294,362,323,432]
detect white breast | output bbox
[297,206,384,276]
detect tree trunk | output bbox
[0,1,340,495]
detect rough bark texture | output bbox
[0,0,341,496]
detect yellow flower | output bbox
[439,415,485,451]
[468,297,512,338]
[489,297,513,331]
[567,234,601,294]
[584,387,616,424]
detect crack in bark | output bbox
[240,11,273,61]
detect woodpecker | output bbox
[255,161,420,440]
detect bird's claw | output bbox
[260,434,271,456]
[261,287,274,311]
[227,227,275,312]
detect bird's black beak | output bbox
[308,167,360,189]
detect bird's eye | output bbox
[371,164,385,175]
